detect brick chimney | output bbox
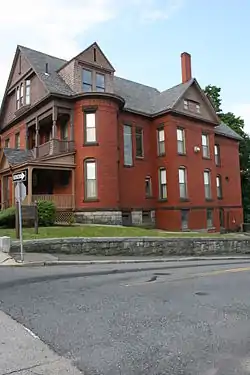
[181,52,192,83]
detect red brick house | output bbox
[0,42,243,231]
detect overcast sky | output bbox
[1,0,250,132]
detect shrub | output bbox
[0,206,16,228]
[37,200,56,227]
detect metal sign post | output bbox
[17,182,24,262]
[13,171,27,263]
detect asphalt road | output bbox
[1,261,250,374]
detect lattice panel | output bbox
[55,211,74,224]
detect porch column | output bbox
[25,124,29,150]
[70,110,74,141]
[1,177,4,210]
[52,106,58,139]
[35,118,40,158]
[27,166,33,205]
[71,169,75,210]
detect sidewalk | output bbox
[0,311,83,374]
[9,252,250,267]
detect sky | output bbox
[1,0,250,132]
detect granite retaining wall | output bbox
[9,237,250,256]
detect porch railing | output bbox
[34,139,75,158]
[32,194,73,209]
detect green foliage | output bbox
[0,206,16,228]
[204,85,222,113]
[37,200,56,227]
[204,85,250,222]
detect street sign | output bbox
[15,182,26,202]
[13,171,26,183]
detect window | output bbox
[181,210,189,230]
[123,125,133,166]
[20,83,24,106]
[179,167,187,199]
[25,80,31,105]
[196,103,201,113]
[214,144,220,166]
[204,170,211,199]
[15,132,20,149]
[83,69,92,92]
[61,123,68,140]
[16,86,20,109]
[184,100,188,110]
[216,175,222,199]
[145,176,152,198]
[136,127,144,157]
[96,73,105,92]
[157,127,165,156]
[4,138,10,148]
[207,209,213,228]
[202,134,210,158]
[84,160,97,199]
[177,128,185,154]
[159,168,167,199]
[85,112,96,143]
[184,99,201,113]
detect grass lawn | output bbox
[0,225,228,240]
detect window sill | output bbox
[83,142,99,147]
[202,156,211,160]
[123,164,134,168]
[157,153,166,157]
[215,164,221,167]
[205,198,213,202]
[178,152,187,156]
[217,197,223,200]
[146,196,153,199]
[180,198,189,202]
[83,198,99,203]
[135,156,144,160]
[158,198,168,202]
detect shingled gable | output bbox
[57,42,115,74]
[0,43,241,142]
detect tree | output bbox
[204,85,250,222]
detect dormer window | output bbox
[16,86,20,109]
[96,73,105,92]
[83,69,92,92]
[20,83,24,106]
[183,99,201,114]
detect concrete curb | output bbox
[4,255,250,267]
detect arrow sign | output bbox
[13,171,26,183]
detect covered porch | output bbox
[0,149,76,210]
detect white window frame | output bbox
[145,176,152,198]
[214,144,220,166]
[85,112,96,143]
[85,159,97,200]
[179,167,187,199]
[202,134,210,158]
[184,100,189,110]
[159,168,167,199]
[16,86,20,109]
[157,128,165,156]
[123,124,133,166]
[204,170,211,199]
[25,79,31,105]
[216,175,222,199]
[177,128,186,154]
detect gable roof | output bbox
[1,45,241,143]
[215,122,243,141]
[19,46,74,96]
[3,148,34,166]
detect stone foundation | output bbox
[75,211,122,225]
[10,237,250,256]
